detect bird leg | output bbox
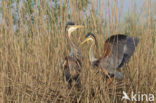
[101,68,113,85]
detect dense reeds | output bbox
[0,0,156,102]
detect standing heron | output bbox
[81,32,139,85]
[62,22,84,88]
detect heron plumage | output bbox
[62,22,83,88]
[81,33,139,80]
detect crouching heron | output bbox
[81,32,139,85]
[62,22,84,88]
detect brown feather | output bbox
[63,56,81,88]
[99,41,111,62]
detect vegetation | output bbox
[0,0,155,102]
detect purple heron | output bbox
[62,22,84,88]
[81,32,139,85]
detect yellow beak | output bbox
[74,25,84,29]
[80,37,90,46]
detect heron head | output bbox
[65,22,84,38]
[80,32,97,46]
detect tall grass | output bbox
[0,0,156,102]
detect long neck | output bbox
[66,31,79,58]
[66,31,76,49]
[89,42,97,63]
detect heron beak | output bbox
[69,25,84,31]
[80,37,90,46]
[73,25,84,29]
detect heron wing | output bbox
[100,34,139,70]
[99,34,127,70]
[63,56,81,80]
[118,36,139,68]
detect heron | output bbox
[62,22,84,89]
[80,32,139,85]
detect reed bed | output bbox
[0,0,156,102]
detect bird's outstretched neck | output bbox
[66,31,76,49]
[89,41,98,64]
[66,31,80,58]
